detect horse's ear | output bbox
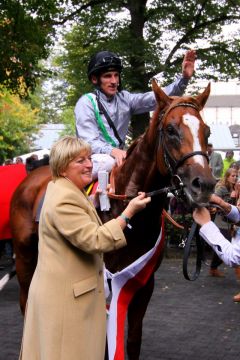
[151,79,171,109]
[195,82,211,110]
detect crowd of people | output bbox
[2,153,50,171]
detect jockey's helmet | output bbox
[87,51,123,80]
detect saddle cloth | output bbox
[0,164,27,240]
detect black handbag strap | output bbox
[95,92,124,149]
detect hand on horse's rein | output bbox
[193,207,211,227]
[193,194,232,227]
[117,192,151,229]
[182,49,196,79]
[111,148,127,166]
[209,194,232,214]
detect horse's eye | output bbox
[165,125,178,137]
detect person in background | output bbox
[19,135,150,360]
[208,167,238,277]
[230,161,240,177]
[222,150,236,177]
[4,159,13,165]
[193,194,240,267]
[15,156,23,164]
[234,159,240,176]
[75,49,196,178]
[193,194,240,277]
[25,154,39,173]
[207,143,223,180]
[231,178,240,301]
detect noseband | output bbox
[158,102,209,175]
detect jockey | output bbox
[75,50,196,179]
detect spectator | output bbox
[25,154,39,173]
[209,167,238,277]
[4,159,13,165]
[193,195,240,276]
[207,143,223,180]
[15,157,23,164]
[222,150,236,177]
[232,178,240,301]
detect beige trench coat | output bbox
[19,177,126,360]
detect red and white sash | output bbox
[105,217,165,360]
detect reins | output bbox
[108,184,179,201]
[181,203,226,280]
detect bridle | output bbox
[109,102,209,202]
[158,102,209,177]
[158,102,209,281]
[108,102,210,281]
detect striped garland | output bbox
[105,217,165,359]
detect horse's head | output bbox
[150,79,216,206]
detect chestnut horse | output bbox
[10,80,215,359]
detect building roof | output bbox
[206,95,240,107]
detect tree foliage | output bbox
[55,0,240,136]
[58,0,240,102]
[1,0,240,138]
[0,0,59,95]
[0,87,40,164]
[2,1,240,97]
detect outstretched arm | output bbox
[182,49,196,79]
[193,204,240,267]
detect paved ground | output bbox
[1,253,240,360]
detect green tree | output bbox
[0,0,59,95]
[0,87,40,164]
[1,1,240,136]
[59,106,75,135]
[56,0,240,136]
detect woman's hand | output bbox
[210,194,231,214]
[193,207,211,226]
[123,192,151,219]
[117,192,151,229]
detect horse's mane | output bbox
[125,135,144,158]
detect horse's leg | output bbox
[127,274,155,360]
[13,231,38,315]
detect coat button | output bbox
[99,270,103,275]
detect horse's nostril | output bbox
[191,176,216,193]
[192,177,201,189]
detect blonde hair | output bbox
[216,167,237,192]
[50,136,91,179]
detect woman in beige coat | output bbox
[19,135,150,360]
